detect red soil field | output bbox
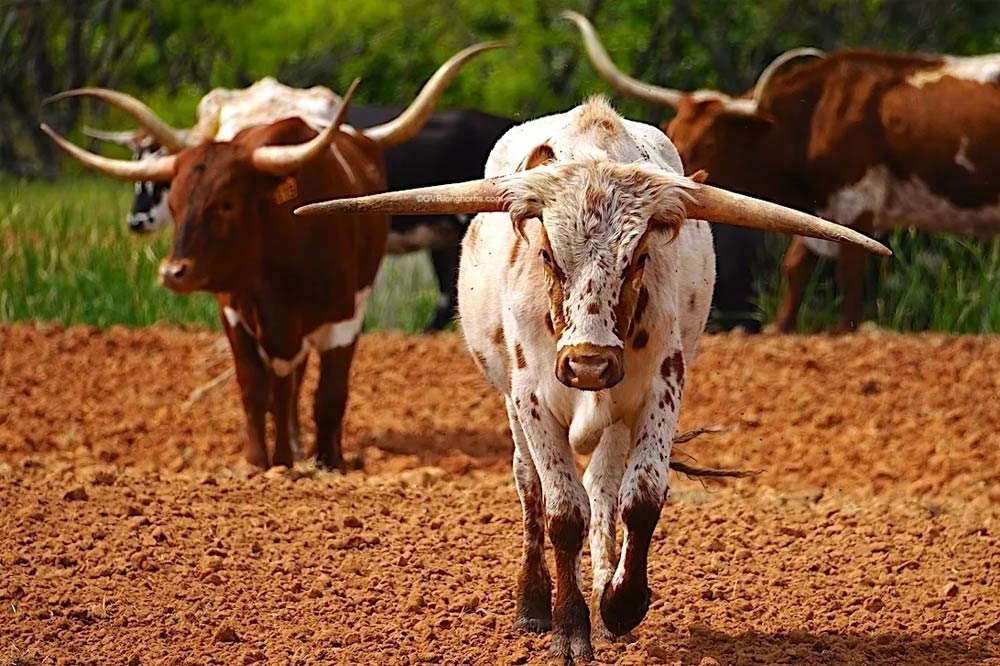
[1,324,998,665]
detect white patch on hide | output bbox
[817,165,1000,242]
[222,287,370,376]
[307,287,371,352]
[907,55,1000,89]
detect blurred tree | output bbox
[3,0,1000,175]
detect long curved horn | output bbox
[751,47,825,109]
[82,126,141,147]
[251,78,360,177]
[295,165,891,256]
[295,177,508,217]
[687,183,891,256]
[40,123,176,181]
[363,41,505,148]
[562,11,685,109]
[45,88,191,153]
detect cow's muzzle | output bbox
[158,258,199,294]
[556,343,624,391]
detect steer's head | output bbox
[82,127,175,233]
[42,81,361,294]
[503,160,695,390]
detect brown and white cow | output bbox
[43,44,496,470]
[296,98,887,661]
[565,11,1000,332]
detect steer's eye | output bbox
[637,252,650,268]
[540,249,553,266]
[220,201,234,212]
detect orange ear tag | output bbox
[272,177,298,205]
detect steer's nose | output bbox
[158,259,194,292]
[556,344,624,390]
[127,214,148,233]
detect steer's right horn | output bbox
[296,177,509,217]
[562,11,686,109]
[45,88,192,153]
[40,123,177,181]
[363,41,506,148]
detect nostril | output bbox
[161,262,187,281]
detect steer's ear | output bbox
[517,143,556,172]
[687,169,709,184]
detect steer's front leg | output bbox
[512,386,592,664]
[600,349,685,637]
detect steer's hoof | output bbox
[551,631,594,665]
[515,614,552,634]
[600,580,651,637]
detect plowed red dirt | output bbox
[1,324,999,665]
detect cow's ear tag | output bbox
[272,177,298,205]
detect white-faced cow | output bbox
[86,75,514,331]
[566,11,1000,332]
[296,98,888,661]
[43,44,495,470]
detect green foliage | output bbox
[0,176,440,331]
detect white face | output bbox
[127,180,172,233]
[506,162,692,351]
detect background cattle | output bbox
[565,11,1000,332]
[297,98,887,661]
[90,81,514,332]
[42,44,498,469]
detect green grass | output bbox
[754,230,1000,333]
[4,175,1000,334]
[0,176,441,332]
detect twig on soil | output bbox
[673,424,729,444]
[181,367,235,411]
[670,461,760,479]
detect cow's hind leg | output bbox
[512,389,592,663]
[314,344,356,472]
[507,399,552,633]
[833,212,874,333]
[775,237,819,333]
[582,422,630,642]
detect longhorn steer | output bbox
[87,76,513,331]
[566,11,1000,332]
[297,98,888,661]
[43,44,494,469]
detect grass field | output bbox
[3,175,1000,333]
[0,176,440,332]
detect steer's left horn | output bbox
[45,88,192,153]
[295,177,509,217]
[687,184,891,256]
[41,123,177,181]
[251,78,360,177]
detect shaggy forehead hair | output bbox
[505,161,693,275]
